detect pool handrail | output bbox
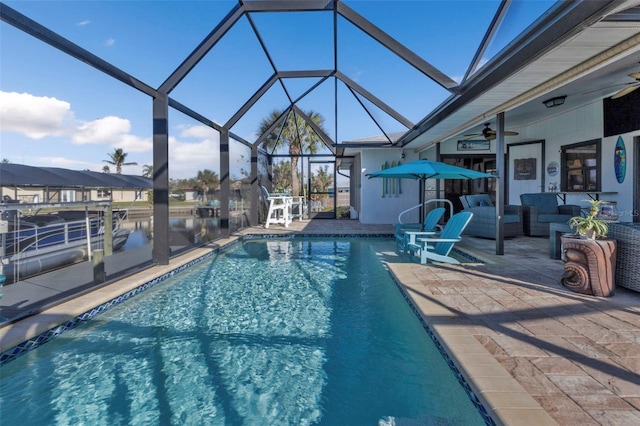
[397,198,454,224]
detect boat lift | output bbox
[0,200,117,283]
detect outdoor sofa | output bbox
[520,193,581,237]
[459,194,522,239]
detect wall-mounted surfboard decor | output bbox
[614,136,626,184]
[381,162,389,197]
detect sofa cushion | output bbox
[520,193,559,214]
[537,214,573,224]
[504,214,521,224]
[466,194,494,207]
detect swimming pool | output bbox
[0,238,487,425]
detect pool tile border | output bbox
[243,233,395,240]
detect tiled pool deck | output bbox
[1,219,639,425]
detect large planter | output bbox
[560,236,616,297]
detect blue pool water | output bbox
[0,238,486,425]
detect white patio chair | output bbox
[290,196,308,221]
[261,186,292,228]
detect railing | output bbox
[9,218,102,254]
[397,198,454,224]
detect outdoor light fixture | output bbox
[543,95,567,108]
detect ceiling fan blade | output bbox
[628,72,640,79]
[485,131,517,139]
[611,84,640,99]
[582,82,634,96]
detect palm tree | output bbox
[142,164,153,178]
[272,160,292,192]
[102,165,110,173]
[311,165,333,195]
[196,169,219,204]
[103,148,137,174]
[257,109,326,196]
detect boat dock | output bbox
[0,245,153,324]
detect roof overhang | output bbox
[396,1,640,152]
[0,163,152,189]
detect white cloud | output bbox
[0,91,74,139]
[179,124,218,139]
[105,38,115,47]
[72,116,151,152]
[117,134,153,153]
[0,92,231,179]
[167,130,220,178]
[1,91,152,153]
[164,127,250,179]
[74,116,131,144]
[77,20,91,26]
[35,156,94,169]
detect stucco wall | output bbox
[507,101,637,221]
[358,149,421,224]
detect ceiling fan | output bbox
[464,123,519,141]
[611,71,640,99]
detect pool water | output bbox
[0,238,485,425]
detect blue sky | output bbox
[0,1,554,179]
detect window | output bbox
[561,139,600,192]
[97,189,111,198]
[61,190,76,202]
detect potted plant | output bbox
[567,199,609,239]
[561,199,616,297]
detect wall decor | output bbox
[614,136,626,183]
[547,161,559,177]
[514,158,537,180]
[457,140,490,151]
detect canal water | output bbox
[120,216,226,252]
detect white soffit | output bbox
[405,17,640,151]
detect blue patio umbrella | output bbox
[366,159,496,180]
[367,159,498,219]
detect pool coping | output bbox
[0,233,538,425]
[388,265,559,426]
